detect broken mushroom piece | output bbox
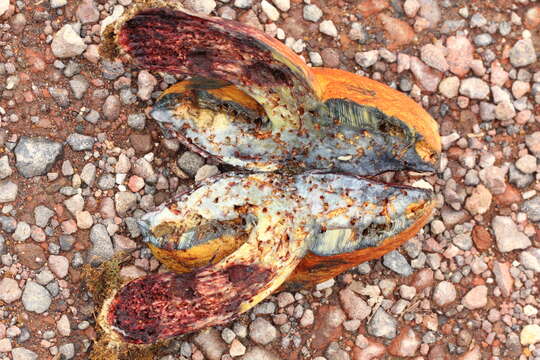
[95,3,442,346]
[100,172,434,344]
[107,6,440,175]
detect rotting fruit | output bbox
[96,2,441,346]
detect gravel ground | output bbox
[0,0,539,359]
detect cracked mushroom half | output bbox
[97,4,441,345]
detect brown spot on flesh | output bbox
[108,264,272,344]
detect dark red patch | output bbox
[109,264,272,344]
[227,264,271,284]
[118,8,293,87]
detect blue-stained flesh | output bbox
[151,92,435,175]
[139,172,433,256]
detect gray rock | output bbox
[474,33,493,46]
[97,174,115,190]
[184,0,216,14]
[523,196,540,222]
[69,74,89,99]
[84,109,100,124]
[0,216,16,233]
[459,78,490,99]
[470,13,487,27]
[133,158,156,182]
[66,133,95,151]
[479,166,506,195]
[326,342,350,360]
[103,95,121,121]
[0,155,12,179]
[87,224,114,265]
[272,0,290,11]
[120,88,137,105]
[51,0,67,7]
[11,348,38,360]
[509,39,537,67]
[438,76,460,98]
[433,280,457,306]
[76,0,99,23]
[349,22,368,43]
[193,328,227,360]
[46,281,59,297]
[101,60,124,80]
[319,20,338,37]
[51,25,87,58]
[114,191,138,216]
[383,250,412,276]
[249,318,277,345]
[127,113,146,130]
[303,4,322,22]
[137,70,158,101]
[240,347,280,360]
[367,307,397,339]
[526,131,540,157]
[21,281,52,314]
[440,19,466,34]
[0,181,17,203]
[178,151,205,177]
[492,216,531,252]
[0,278,22,303]
[479,101,496,121]
[453,233,472,250]
[252,301,276,315]
[508,164,534,189]
[221,328,236,344]
[59,235,76,251]
[13,222,31,242]
[234,0,253,8]
[355,50,379,68]
[64,194,84,215]
[34,205,55,228]
[36,269,54,285]
[14,136,63,178]
[516,154,537,174]
[519,248,540,272]
[59,343,75,359]
[80,163,96,186]
[309,52,323,66]
[63,60,81,77]
[49,87,70,107]
[339,288,370,320]
[195,165,219,182]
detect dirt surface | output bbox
[0,0,539,359]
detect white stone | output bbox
[0,0,9,16]
[50,0,67,8]
[0,278,22,304]
[272,0,290,12]
[521,324,540,345]
[184,0,216,14]
[57,314,71,337]
[51,25,87,58]
[319,20,338,37]
[303,4,322,22]
[261,0,279,21]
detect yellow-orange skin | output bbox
[287,201,435,286]
[148,234,246,273]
